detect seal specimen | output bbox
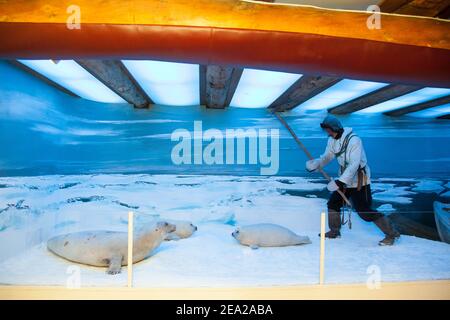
[47,221,175,274]
[232,223,311,249]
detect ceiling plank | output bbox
[328,84,421,115]
[9,60,79,98]
[437,4,450,18]
[199,65,207,106]
[378,0,413,13]
[76,60,152,108]
[268,75,341,112]
[224,68,244,108]
[394,0,450,17]
[379,0,449,17]
[384,94,450,116]
[200,65,243,109]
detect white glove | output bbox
[327,179,345,192]
[327,180,339,192]
[306,159,320,172]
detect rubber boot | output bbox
[318,209,341,239]
[373,216,400,246]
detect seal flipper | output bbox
[106,255,123,275]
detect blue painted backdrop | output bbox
[0,61,449,178]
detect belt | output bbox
[357,166,367,191]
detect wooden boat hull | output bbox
[433,201,450,244]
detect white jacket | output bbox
[318,127,371,188]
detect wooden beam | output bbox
[199,65,207,106]
[9,60,80,98]
[200,65,243,109]
[224,68,244,108]
[76,60,152,108]
[384,94,450,116]
[437,4,450,18]
[0,0,449,88]
[2,0,448,50]
[437,114,450,119]
[395,0,450,17]
[379,0,449,17]
[329,84,421,115]
[268,75,341,112]
[379,0,413,13]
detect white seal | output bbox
[232,223,311,249]
[164,220,197,241]
[47,221,175,274]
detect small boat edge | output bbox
[433,201,450,244]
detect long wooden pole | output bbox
[273,111,352,207]
[127,211,134,288]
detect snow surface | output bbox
[0,174,449,287]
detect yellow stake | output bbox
[320,212,326,285]
[127,211,134,288]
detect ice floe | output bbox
[376,204,396,214]
[412,180,445,194]
[371,183,416,204]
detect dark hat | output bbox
[320,115,343,132]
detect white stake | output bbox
[127,211,134,288]
[319,212,326,285]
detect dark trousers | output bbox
[327,184,383,222]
